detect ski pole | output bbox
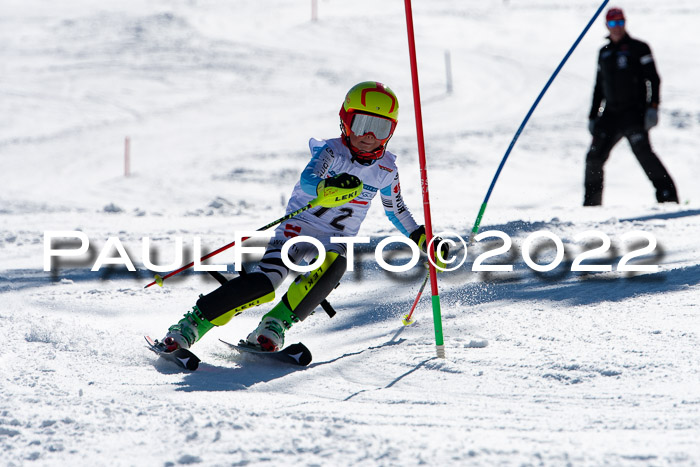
[402,270,429,326]
[468,0,609,244]
[144,197,321,288]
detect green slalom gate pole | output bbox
[404,0,445,358]
[468,0,609,244]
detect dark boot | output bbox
[628,131,678,204]
[657,187,679,203]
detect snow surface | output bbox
[1,0,699,465]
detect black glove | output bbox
[324,173,362,189]
[644,107,658,130]
[409,226,450,270]
[588,118,596,136]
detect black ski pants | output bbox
[584,110,678,206]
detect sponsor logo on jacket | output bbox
[394,192,407,214]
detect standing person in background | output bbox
[584,7,678,206]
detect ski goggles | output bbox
[607,19,625,27]
[349,113,396,140]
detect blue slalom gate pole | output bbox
[469,0,609,243]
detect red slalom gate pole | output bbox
[403,0,445,358]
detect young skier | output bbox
[159,81,444,352]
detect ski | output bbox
[220,339,312,367]
[144,336,201,371]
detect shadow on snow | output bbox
[168,338,410,392]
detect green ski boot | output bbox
[163,306,214,350]
[246,301,299,351]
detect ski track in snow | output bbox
[1,0,699,465]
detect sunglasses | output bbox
[350,113,395,140]
[607,19,625,27]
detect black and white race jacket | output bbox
[589,33,660,119]
[284,137,420,238]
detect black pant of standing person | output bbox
[584,109,678,206]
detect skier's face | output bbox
[348,132,381,152]
[606,19,626,43]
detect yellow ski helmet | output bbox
[339,81,399,163]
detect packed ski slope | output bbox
[1,0,699,465]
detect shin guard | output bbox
[274,252,347,323]
[197,272,276,326]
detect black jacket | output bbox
[589,33,660,119]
